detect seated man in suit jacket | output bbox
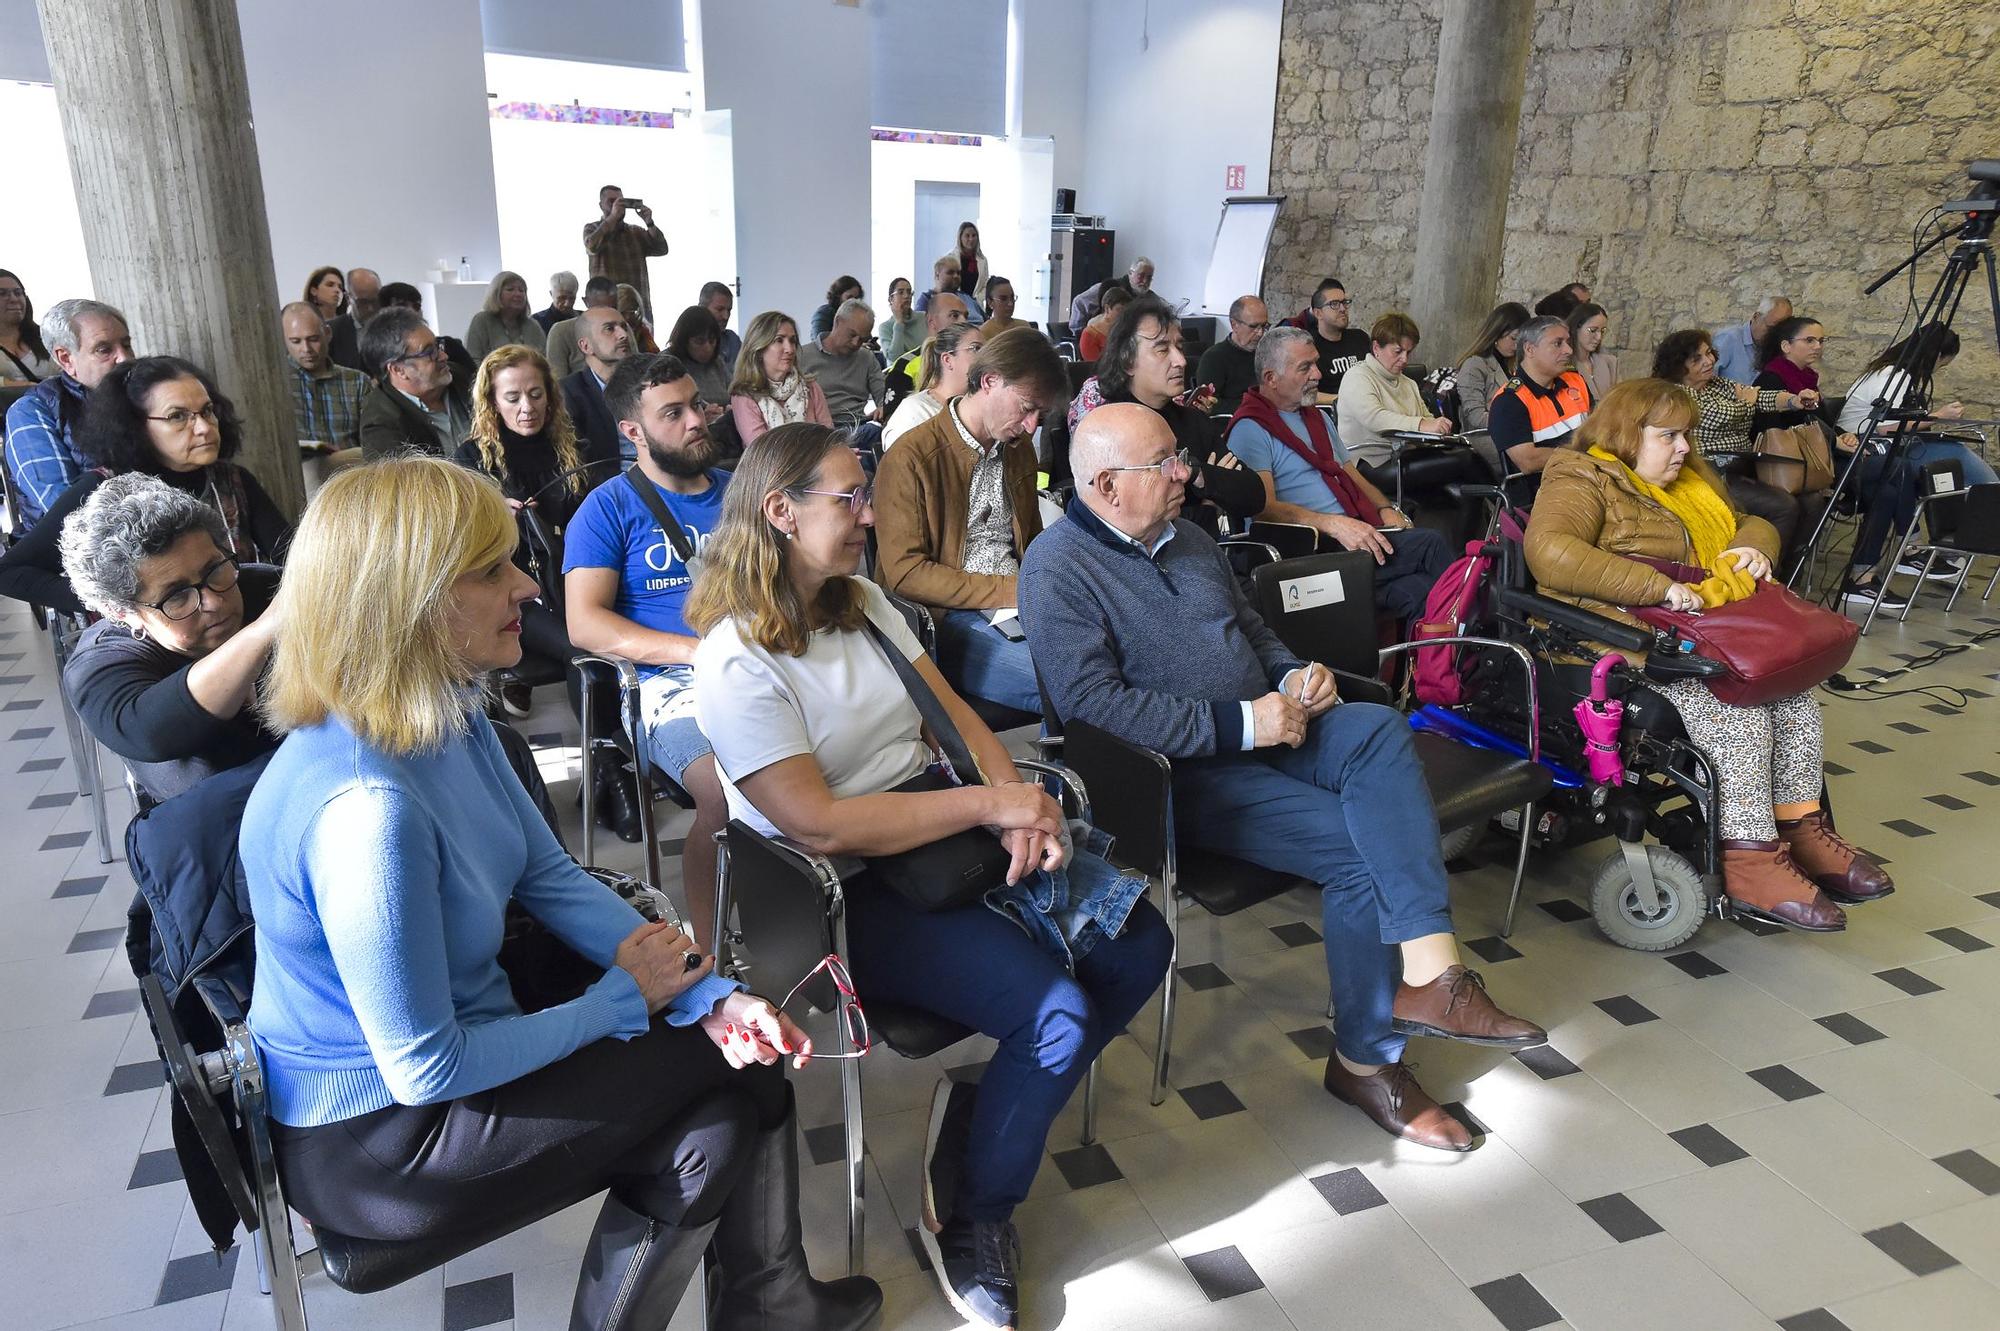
[561,303,636,464]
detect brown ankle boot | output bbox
[1777,810,1895,904]
[1720,840,1846,933]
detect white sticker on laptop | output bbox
[1277,570,1345,612]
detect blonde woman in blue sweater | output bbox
[242,457,880,1331]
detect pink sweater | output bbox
[730,380,832,445]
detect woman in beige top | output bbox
[1567,303,1616,402]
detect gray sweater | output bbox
[1020,500,1302,758]
[797,339,887,422]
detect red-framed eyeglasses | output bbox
[780,954,873,1059]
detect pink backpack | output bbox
[1412,542,1493,706]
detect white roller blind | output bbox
[870,0,1007,135]
[480,0,685,71]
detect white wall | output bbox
[1080,0,1283,313]
[869,135,1053,326]
[239,0,503,302]
[1018,0,1089,198]
[0,83,90,306]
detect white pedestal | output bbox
[420,279,492,345]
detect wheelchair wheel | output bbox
[1590,846,1708,952]
[1439,823,1479,863]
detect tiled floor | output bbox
[5,575,2000,1331]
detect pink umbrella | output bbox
[1573,654,1626,787]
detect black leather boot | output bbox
[593,765,644,844]
[569,1193,716,1331]
[711,1095,883,1331]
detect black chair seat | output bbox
[317,1176,606,1294]
[1412,731,1552,834]
[1176,846,1311,917]
[870,1000,976,1060]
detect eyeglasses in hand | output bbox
[135,555,239,620]
[779,954,872,1058]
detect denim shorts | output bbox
[629,665,712,782]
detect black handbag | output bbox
[499,867,687,1013]
[857,620,1013,912]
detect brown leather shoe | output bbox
[1720,840,1847,933]
[1777,810,1895,904]
[1323,1059,1474,1152]
[1392,965,1547,1049]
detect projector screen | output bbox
[1201,196,1285,317]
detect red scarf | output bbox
[1228,387,1382,526]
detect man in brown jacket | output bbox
[874,327,1066,712]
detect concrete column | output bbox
[36,0,303,516]
[1409,0,1535,365]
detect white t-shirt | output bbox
[692,578,933,838]
[881,389,943,450]
[1839,366,1915,434]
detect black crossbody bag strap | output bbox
[623,464,697,565]
[861,618,986,787]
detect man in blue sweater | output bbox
[1021,404,1545,1152]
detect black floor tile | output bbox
[1469,1273,1561,1331]
[1177,1080,1246,1120]
[802,1122,845,1167]
[1441,1101,1490,1138]
[1888,721,1929,735]
[1285,1025,1335,1059]
[1308,1166,1387,1216]
[1176,961,1233,992]
[1579,1191,1663,1243]
[1963,770,2000,786]
[1776,1311,1852,1331]
[1977,891,2000,911]
[1862,1221,1959,1276]
[27,791,75,809]
[18,756,60,772]
[1876,967,1944,996]
[442,1271,515,1331]
[1882,818,1935,838]
[0,673,30,684]
[1269,920,1321,948]
[1748,1064,1822,1102]
[1664,950,1726,978]
[1924,703,1962,716]
[66,927,122,954]
[1594,995,1658,1026]
[104,1062,161,1096]
[1669,1123,1748,1166]
[127,1148,182,1190]
[1822,761,1853,776]
[1850,740,1892,755]
[1815,1012,1886,1045]
[1181,1245,1263,1302]
[1924,793,1974,811]
[10,725,53,740]
[1464,935,1523,963]
[1928,926,1993,953]
[0,698,38,711]
[1934,1148,2000,1196]
[1050,1143,1123,1191]
[1535,898,1590,923]
[52,874,107,899]
[1513,1045,1581,1080]
[40,831,89,851]
[83,989,142,1019]
[156,1248,237,1306]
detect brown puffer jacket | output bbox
[1523,447,1780,631]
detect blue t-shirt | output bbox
[562,468,730,669]
[1227,414,1347,516]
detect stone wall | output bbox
[1268,0,2000,413]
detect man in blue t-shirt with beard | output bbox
[564,352,729,945]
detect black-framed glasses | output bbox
[1101,448,1195,481]
[145,402,219,430]
[393,342,448,364]
[780,954,872,1058]
[1313,298,1352,310]
[135,555,239,620]
[791,483,873,513]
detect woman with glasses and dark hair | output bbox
[876,278,924,362]
[0,355,289,616]
[0,268,57,384]
[688,423,1170,1331]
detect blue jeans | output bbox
[936,609,1041,713]
[1850,437,1998,568]
[1170,702,1454,1066]
[1376,525,1452,622]
[845,889,1171,1220]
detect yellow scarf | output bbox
[1589,447,1756,607]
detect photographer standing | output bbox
[583,184,669,324]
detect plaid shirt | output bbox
[3,373,87,530]
[582,217,668,312]
[1684,377,1780,461]
[290,363,373,449]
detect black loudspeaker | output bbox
[1055,187,1077,213]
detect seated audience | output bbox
[583,184,668,320]
[1654,327,1821,568]
[730,311,832,448]
[797,299,887,446]
[891,295,973,394]
[534,270,578,333]
[1025,403,1546,1153]
[563,353,733,945]
[1450,301,1530,443]
[245,455,877,1331]
[951,220,990,307]
[0,269,58,383]
[1225,328,1451,620]
[1711,294,1790,385]
[978,275,1030,340]
[915,254,986,327]
[303,265,346,324]
[324,267,380,373]
[1487,314,1591,489]
[688,422,1169,1331]
[357,307,473,459]
[1299,277,1369,407]
[666,304,733,421]
[280,302,372,453]
[1751,315,1846,435]
[877,277,924,363]
[874,326,1064,713]
[1193,294,1269,415]
[1077,284,1131,362]
[4,298,134,528]
[466,272,548,362]
[1524,380,1891,932]
[0,356,289,614]
[809,275,864,342]
[619,282,659,354]
[1094,294,1263,538]
[374,282,479,382]
[59,474,280,803]
[701,280,742,371]
[546,276,618,383]
[882,321,982,450]
[1067,257,1154,335]
[560,303,636,464]
[1335,311,1454,469]
[1567,302,1616,401]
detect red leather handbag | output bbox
[1626,559,1859,706]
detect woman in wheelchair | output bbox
[243,459,881,1331]
[1524,381,1892,933]
[687,424,1173,1331]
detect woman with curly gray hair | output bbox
[58,473,283,802]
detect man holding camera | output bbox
[583,184,669,324]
